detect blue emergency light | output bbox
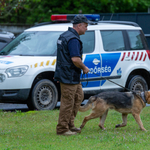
[51,14,100,22]
[84,14,100,21]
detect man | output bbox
[54,14,90,136]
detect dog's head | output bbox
[145,91,150,104]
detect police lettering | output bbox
[89,65,111,74]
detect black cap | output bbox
[72,14,90,24]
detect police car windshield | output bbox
[0,31,63,56]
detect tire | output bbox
[127,75,148,92]
[28,79,58,110]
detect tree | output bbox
[0,0,149,24]
[0,0,41,23]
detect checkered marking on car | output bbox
[121,51,148,61]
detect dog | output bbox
[79,91,150,131]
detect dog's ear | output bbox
[146,91,150,104]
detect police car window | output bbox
[127,30,144,50]
[101,31,125,51]
[0,31,63,56]
[80,31,95,53]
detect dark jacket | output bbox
[54,27,83,84]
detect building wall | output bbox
[0,24,33,35]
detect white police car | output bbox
[0,14,149,110]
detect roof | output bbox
[26,21,142,32]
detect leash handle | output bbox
[81,73,88,87]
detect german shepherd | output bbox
[79,91,150,131]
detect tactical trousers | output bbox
[56,82,84,134]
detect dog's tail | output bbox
[79,96,97,112]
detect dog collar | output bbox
[141,92,147,103]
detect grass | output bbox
[0,107,150,150]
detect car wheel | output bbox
[127,75,148,92]
[28,79,58,110]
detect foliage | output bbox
[0,0,149,24]
[0,107,150,149]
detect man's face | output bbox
[78,23,88,35]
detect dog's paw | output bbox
[145,130,148,132]
[141,128,147,132]
[115,124,120,128]
[80,125,83,129]
[102,128,106,130]
[99,125,106,130]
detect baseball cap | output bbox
[72,14,90,24]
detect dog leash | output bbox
[82,71,147,105]
[82,71,132,92]
[82,71,145,96]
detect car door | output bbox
[80,30,102,91]
[100,30,125,90]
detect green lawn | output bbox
[0,107,150,150]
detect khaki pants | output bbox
[56,82,84,134]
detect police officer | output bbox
[54,14,90,136]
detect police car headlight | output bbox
[0,74,6,83]
[5,66,29,78]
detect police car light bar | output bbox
[51,14,100,22]
[85,14,100,21]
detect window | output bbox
[146,37,150,49]
[0,31,63,56]
[101,30,125,51]
[127,30,144,50]
[80,31,95,53]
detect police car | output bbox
[0,14,149,110]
